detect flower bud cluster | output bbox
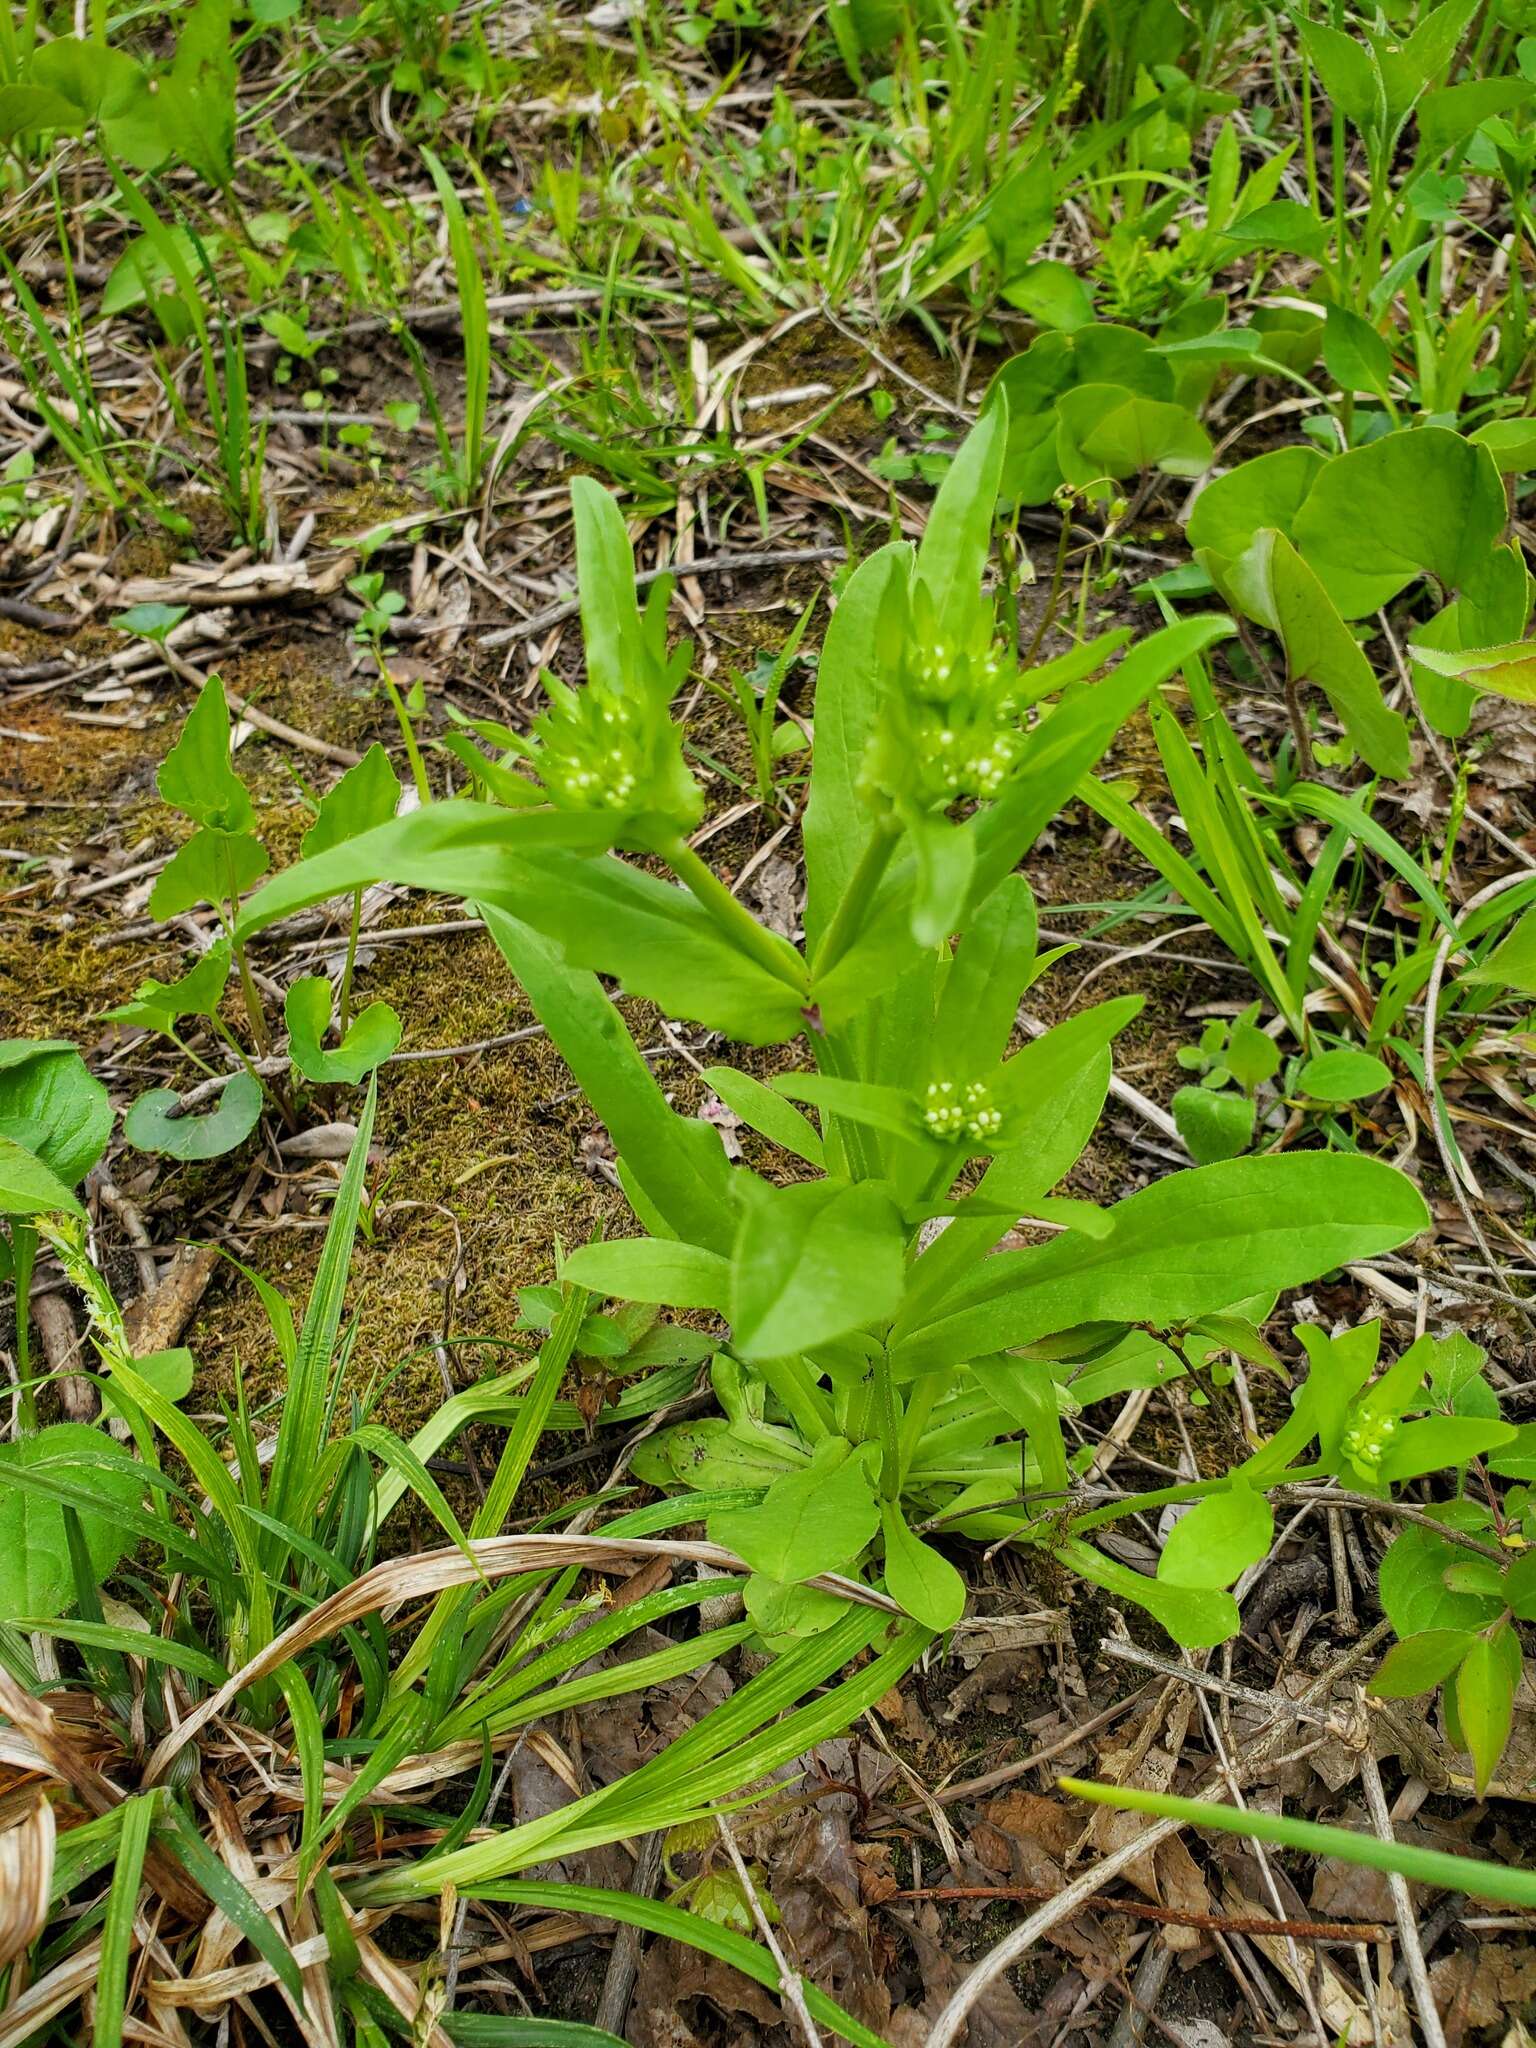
[862,582,1026,812]
[923,1077,1003,1144]
[1342,1411,1399,1479]
[530,671,702,829]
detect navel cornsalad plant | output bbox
[239,401,1429,1649]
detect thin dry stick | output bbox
[714,1814,823,2048]
[1359,1748,1447,2048]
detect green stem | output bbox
[896,1372,943,1488]
[338,887,363,1037]
[873,1353,902,1503]
[811,816,900,980]
[225,845,270,1057]
[11,1222,37,1433]
[375,647,431,805]
[658,834,808,994]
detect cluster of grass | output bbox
[6,1,1536,2043]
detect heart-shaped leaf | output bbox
[302,743,400,856]
[124,1071,264,1160]
[105,941,233,1032]
[284,976,401,1084]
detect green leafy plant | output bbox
[235,409,1428,1648]
[2,1076,917,2042]
[107,681,401,1158]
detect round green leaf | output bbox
[124,1071,264,1161]
[1296,1047,1393,1103]
[1172,1084,1253,1164]
[1158,1482,1273,1591]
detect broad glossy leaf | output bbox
[284,977,400,1083]
[708,1437,879,1582]
[1056,383,1211,486]
[895,1152,1429,1370]
[1378,1517,1505,1637]
[0,84,85,139]
[1292,426,1505,611]
[1158,1483,1272,1590]
[1296,1047,1392,1101]
[988,325,1171,505]
[0,1424,143,1623]
[33,37,146,121]
[1409,636,1536,704]
[302,743,399,856]
[1189,444,1402,619]
[158,674,252,832]
[562,1237,732,1312]
[1208,527,1408,774]
[880,1502,965,1629]
[124,1070,264,1160]
[1369,1629,1474,1698]
[1172,1085,1253,1163]
[0,1041,110,1186]
[1455,1628,1518,1797]
[1469,416,1536,474]
[150,828,268,921]
[731,1177,906,1360]
[0,1134,84,1218]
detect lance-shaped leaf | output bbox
[1205,528,1411,777]
[893,1152,1429,1370]
[157,674,252,833]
